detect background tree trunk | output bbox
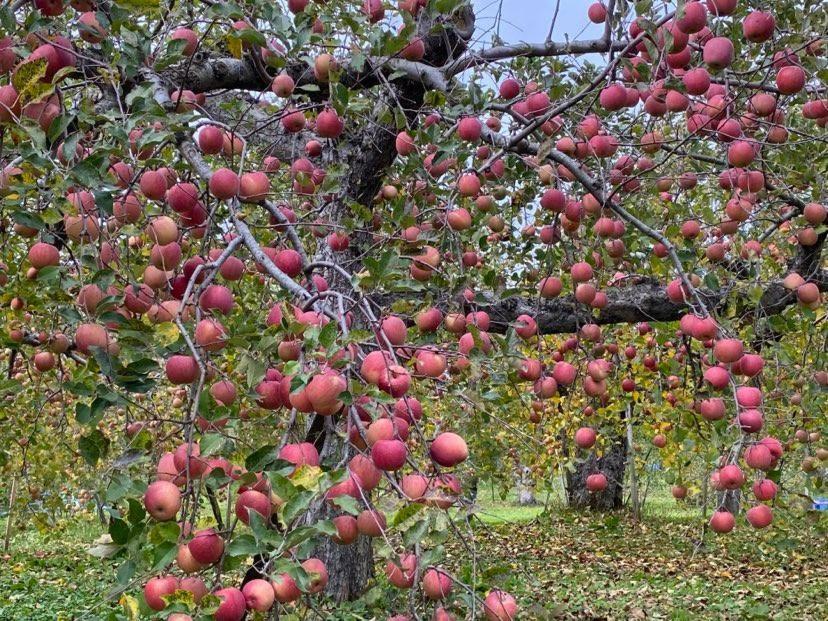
[566,434,627,510]
[516,466,537,506]
[624,404,640,521]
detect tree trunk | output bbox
[3,473,17,552]
[305,417,374,601]
[515,466,537,506]
[282,8,475,602]
[624,405,640,521]
[308,501,374,601]
[566,433,627,510]
[719,489,741,514]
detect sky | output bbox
[470,0,606,50]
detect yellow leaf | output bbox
[153,321,181,346]
[12,57,53,106]
[227,35,243,60]
[119,594,140,621]
[290,464,323,489]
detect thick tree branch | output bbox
[473,269,827,336]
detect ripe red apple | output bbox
[587,2,607,24]
[272,72,295,96]
[78,12,107,44]
[753,479,777,501]
[272,573,301,603]
[499,78,520,99]
[28,242,60,269]
[742,11,775,43]
[552,361,577,385]
[423,567,453,600]
[718,464,745,489]
[415,307,443,332]
[331,515,359,545]
[188,528,224,565]
[176,544,205,573]
[301,558,328,593]
[574,427,596,449]
[700,398,726,421]
[357,509,386,537]
[242,578,275,612]
[483,589,518,621]
[737,409,764,434]
[570,261,593,282]
[395,131,416,155]
[166,354,199,384]
[586,472,608,492]
[456,172,481,197]
[214,587,246,621]
[709,509,735,533]
[776,65,806,94]
[371,439,407,471]
[744,444,773,470]
[209,168,240,200]
[317,108,344,138]
[430,432,468,467]
[457,116,482,141]
[703,37,734,70]
[143,480,181,521]
[143,575,178,611]
[278,442,320,468]
[386,553,417,588]
[170,28,199,56]
[746,504,773,528]
[235,490,271,525]
[735,386,762,408]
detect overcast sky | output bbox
[470,0,605,49]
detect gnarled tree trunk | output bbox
[293,10,475,600]
[566,433,627,510]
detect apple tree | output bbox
[0,0,826,619]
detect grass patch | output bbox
[1,484,826,620]
[0,517,119,621]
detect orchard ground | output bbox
[2,480,826,620]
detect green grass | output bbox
[445,486,828,620]
[1,484,827,620]
[0,517,119,621]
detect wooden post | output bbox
[3,473,18,552]
[625,404,640,522]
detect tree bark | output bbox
[304,419,374,601]
[718,489,741,515]
[624,405,640,521]
[295,9,475,600]
[515,466,537,506]
[566,433,627,510]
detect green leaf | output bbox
[79,430,110,466]
[199,433,225,457]
[151,541,177,570]
[392,502,424,527]
[226,534,260,558]
[331,494,360,516]
[116,559,137,585]
[115,0,161,9]
[109,517,131,545]
[11,210,45,231]
[403,517,430,547]
[282,490,315,524]
[246,444,277,471]
[127,498,146,525]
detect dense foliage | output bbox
[0,0,826,619]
